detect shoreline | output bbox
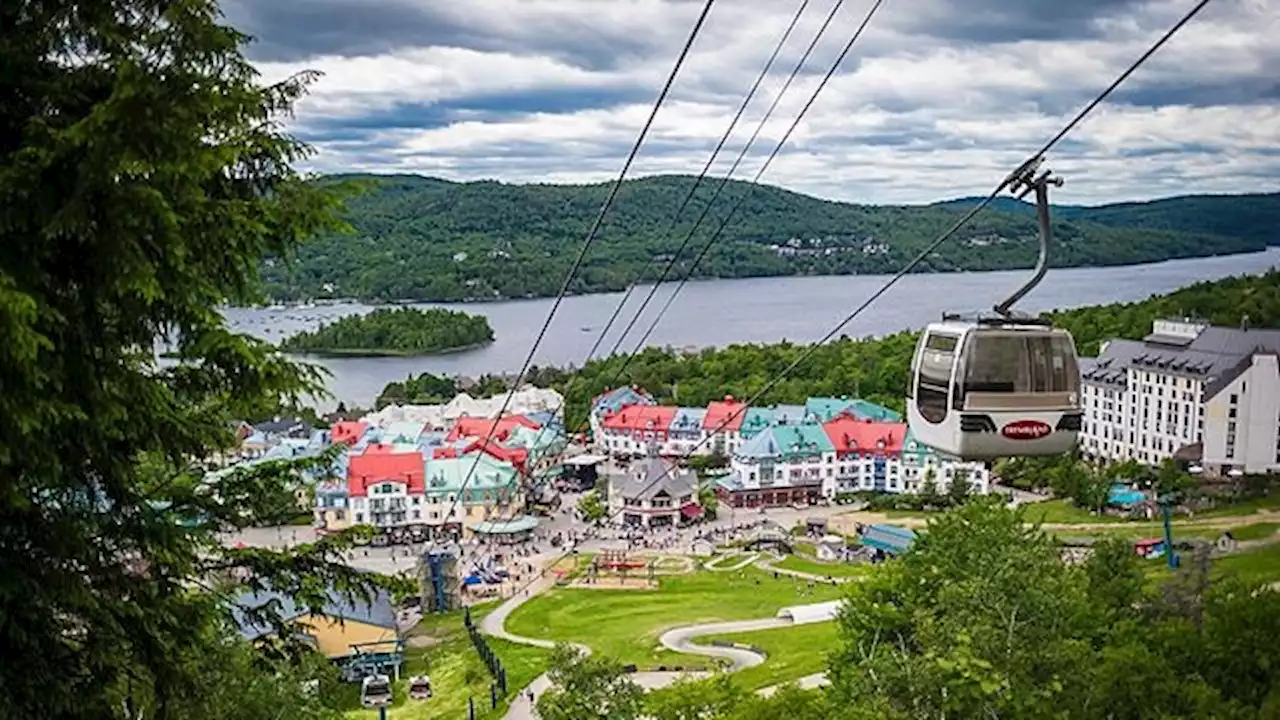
[280,339,494,358]
[240,247,1277,309]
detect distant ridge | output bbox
[264,174,1279,303]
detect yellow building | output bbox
[233,585,403,680]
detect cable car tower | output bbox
[907,157,1084,460]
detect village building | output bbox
[607,455,702,528]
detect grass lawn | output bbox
[341,604,551,720]
[505,567,844,668]
[773,554,874,579]
[1196,494,1280,518]
[1049,521,1279,544]
[1142,542,1280,587]
[1022,499,1123,525]
[701,621,839,691]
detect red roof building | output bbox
[703,396,748,433]
[331,421,369,445]
[601,404,678,438]
[445,415,539,443]
[822,418,907,458]
[346,452,425,497]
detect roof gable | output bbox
[823,418,906,454]
[704,396,747,432]
[347,452,425,496]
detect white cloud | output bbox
[231,0,1280,204]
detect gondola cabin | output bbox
[907,319,1082,460]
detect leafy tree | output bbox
[919,466,942,506]
[0,2,394,717]
[697,483,719,521]
[536,644,645,720]
[1155,458,1195,497]
[829,501,1280,719]
[577,491,606,523]
[946,467,971,504]
[646,675,744,720]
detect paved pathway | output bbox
[480,575,708,720]
[753,554,861,584]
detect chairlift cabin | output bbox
[408,674,433,700]
[360,674,393,708]
[908,318,1081,459]
[906,158,1082,460]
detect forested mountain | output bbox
[264,175,1278,302]
[936,192,1280,245]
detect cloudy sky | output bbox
[225,0,1278,205]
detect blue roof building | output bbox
[859,523,917,555]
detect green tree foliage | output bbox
[535,645,646,720]
[261,175,1277,302]
[1046,270,1280,356]
[829,501,1280,719]
[377,371,459,406]
[279,306,493,355]
[0,2,397,716]
[577,491,606,523]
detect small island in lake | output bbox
[278,307,494,357]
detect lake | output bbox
[223,248,1280,411]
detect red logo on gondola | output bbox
[1001,420,1052,440]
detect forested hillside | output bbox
[937,192,1280,246]
[539,270,1279,427]
[264,175,1276,302]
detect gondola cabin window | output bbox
[915,331,958,423]
[960,332,1081,409]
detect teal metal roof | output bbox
[739,408,775,438]
[471,515,540,534]
[737,424,834,461]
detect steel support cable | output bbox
[437,0,718,530]
[463,0,886,577]
[528,0,813,436]
[577,0,1216,532]
[602,0,847,361]
[585,0,814,365]
[468,0,815,571]
[615,0,882,385]
[479,0,1216,588]
[511,0,853,487]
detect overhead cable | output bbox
[438,0,719,526]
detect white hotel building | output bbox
[1079,318,1280,475]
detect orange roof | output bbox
[331,421,368,445]
[446,415,538,443]
[703,396,747,432]
[601,404,677,432]
[823,418,906,455]
[347,452,425,496]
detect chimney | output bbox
[1241,314,1251,331]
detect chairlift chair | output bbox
[408,674,433,700]
[360,674,393,708]
[906,159,1083,460]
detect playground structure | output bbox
[557,549,696,589]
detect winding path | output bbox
[480,576,709,720]
[482,576,837,719]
